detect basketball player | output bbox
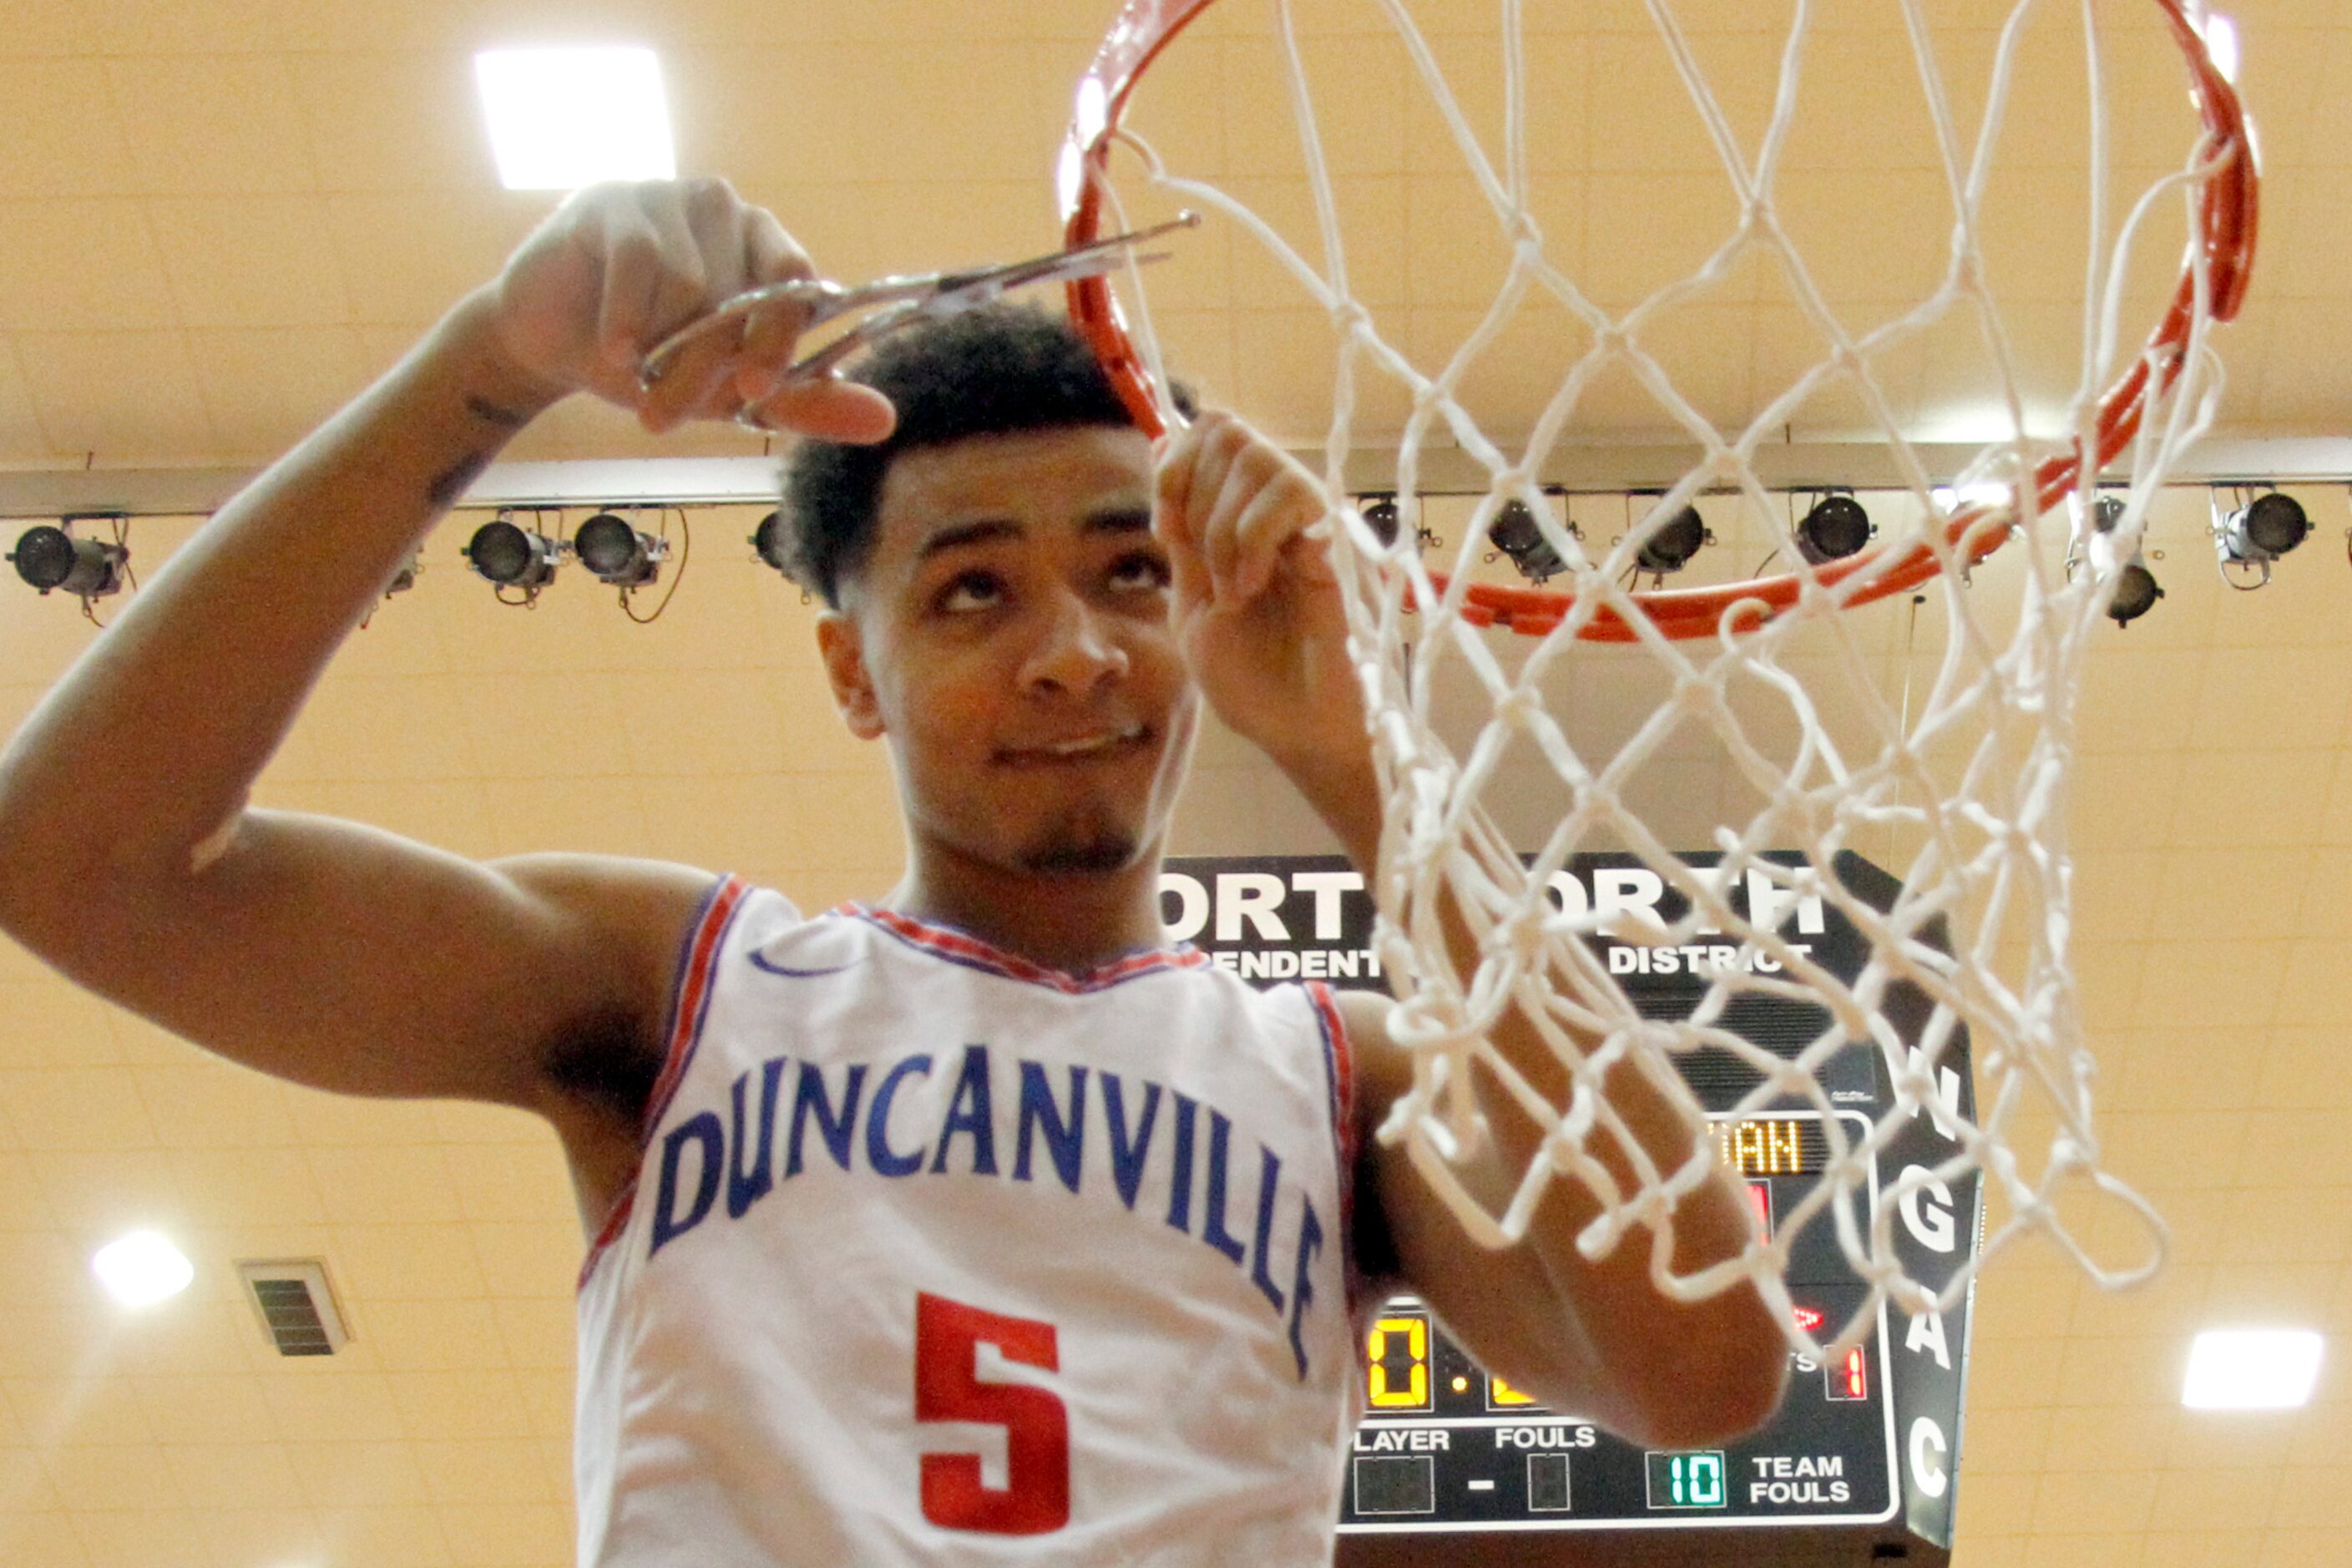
[0,179,1783,1562]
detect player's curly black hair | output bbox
[776,303,1191,608]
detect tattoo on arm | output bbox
[427,451,491,509]
[423,396,531,508]
[466,394,529,429]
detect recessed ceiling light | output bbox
[474,46,676,192]
[91,1231,195,1308]
[2183,1328,2324,1410]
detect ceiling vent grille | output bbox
[235,1259,351,1357]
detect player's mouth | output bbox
[994,723,1152,767]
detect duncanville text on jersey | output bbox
[645,1040,1333,1378]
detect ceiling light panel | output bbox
[2182,1328,2324,1410]
[474,46,676,191]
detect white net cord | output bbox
[1095,0,2245,1359]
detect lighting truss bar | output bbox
[13,438,2352,518]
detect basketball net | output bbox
[1061,0,2258,1358]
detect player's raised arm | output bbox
[0,180,889,1154]
[1156,410,1787,1449]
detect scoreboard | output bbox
[1348,1278,1890,1520]
[1163,851,1982,1565]
[1343,1119,1895,1530]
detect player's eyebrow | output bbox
[916,518,1021,560]
[916,506,1151,561]
[1086,505,1152,536]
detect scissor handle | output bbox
[638,277,847,390]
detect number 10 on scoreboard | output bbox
[1644,1449,1728,1510]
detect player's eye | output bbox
[1107,551,1171,594]
[937,570,1005,614]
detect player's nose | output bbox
[1019,586,1130,698]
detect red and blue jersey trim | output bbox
[578,872,752,1292]
[640,873,752,1147]
[838,902,1209,994]
[1304,981,1361,1315]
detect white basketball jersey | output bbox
[574,876,1363,1565]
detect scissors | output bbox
[638,211,1200,402]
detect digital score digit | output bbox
[1486,1375,1537,1409]
[1826,1344,1869,1402]
[1645,1449,1729,1510]
[1364,1314,1432,1412]
[1711,1118,1813,1175]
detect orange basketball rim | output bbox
[1059,0,2259,643]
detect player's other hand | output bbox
[480,178,896,443]
[1154,408,1366,771]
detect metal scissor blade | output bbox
[921,210,1201,305]
[911,246,1174,316]
[640,211,1200,395]
[774,250,1179,384]
[780,214,1196,379]
[1057,210,1202,264]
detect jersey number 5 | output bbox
[914,1292,1070,1535]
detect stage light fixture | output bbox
[1634,500,1710,576]
[2107,559,2163,626]
[10,522,129,599]
[2218,491,2308,563]
[1795,493,1872,564]
[371,544,424,600]
[574,510,667,588]
[751,509,792,574]
[2078,492,2161,625]
[358,550,422,630]
[1359,494,1401,549]
[1488,497,1569,583]
[2208,488,2307,589]
[385,554,421,597]
[2060,493,2162,626]
[464,514,564,591]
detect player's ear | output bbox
[816,610,886,741]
